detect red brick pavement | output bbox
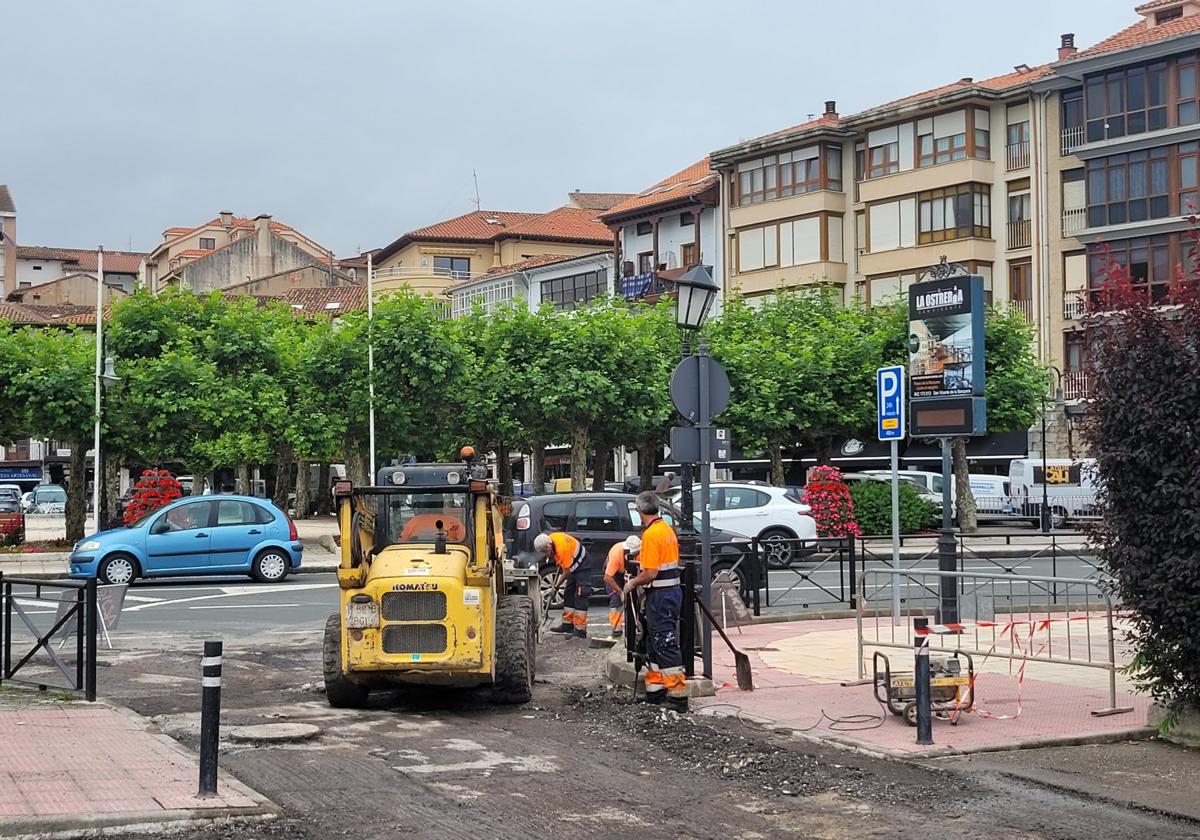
[696,619,1153,756]
[0,703,261,823]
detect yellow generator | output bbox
[323,448,539,707]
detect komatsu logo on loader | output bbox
[392,582,439,591]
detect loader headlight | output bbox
[345,595,380,629]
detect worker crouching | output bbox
[604,535,641,638]
[623,492,687,712]
[535,531,591,639]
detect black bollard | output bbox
[914,617,933,746]
[198,640,223,797]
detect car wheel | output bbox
[1051,506,1069,530]
[97,553,138,586]
[711,559,750,602]
[539,565,564,611]
[758,528,797,569]
[252,548,291,583]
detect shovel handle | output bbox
[695,596,741,653]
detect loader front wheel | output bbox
[491,595,535,704]
[323,613,369,708]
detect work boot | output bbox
[549,621,574,634]
[642,690,665,705]
[666,695,689,713]
[572,626,587,640]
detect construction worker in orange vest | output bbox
[623,492,687,711]
[534,531,591,639]
[603,535,641,639]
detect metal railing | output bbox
[1007,219,1032,249]
[1061,125,1085,155]
[857,568,1131,716]
[1062,207,1087,236]
[1063,369,1090,400]
[370,265,488,283]
[748,536,857,611]
[1005,141,1030,171]
[1063,290,1087,320]
[620,271,673,301]
[0,574,97,701]
[1008,297,1034,323]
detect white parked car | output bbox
[665,483,817,567]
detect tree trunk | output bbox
[530,440,546,491]
[591,441,612,492]
[66,442,87,542]
[495,441,514,498]
[638,440,656,491]
[344,444,368,486]
[273,445,294,510]
[316,463,332,516]
[768,438,785,487]
[570,422,589,491]
[295,458,311,520]
[952,436,977,533]
[815,437,833,466]
[104,456,121,527]
[236,463,251,496]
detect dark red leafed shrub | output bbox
[123,469,184,526]
[1086,248,1200,714]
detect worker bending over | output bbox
[623,492,687,711]
[603,535,641,639]
[535,531,591,639]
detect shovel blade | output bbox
[734,652,754,691]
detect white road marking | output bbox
[125,583,335,612]
[188,603,302,610]
[124,594,163,603]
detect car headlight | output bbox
[728,536,752,544]
[78,540,101,552]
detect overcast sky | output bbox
[4,0,1137,257]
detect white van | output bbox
[1007,458,1099,528]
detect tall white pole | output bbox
[92,247,104,531]
[367,252,376,484]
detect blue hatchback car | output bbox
[69,495,304,585]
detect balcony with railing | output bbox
[1007,219,1031,250]
[620,271,673,303]
[1062,206,1086,237]
[1061,124,1085,155]
[1005,140,1030,171]
[1009,297,1034,322]
[1063,368,1090,401]
[1063,290,1088,321]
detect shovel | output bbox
[695,598,754,691]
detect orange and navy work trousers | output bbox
[643,584,686,699]
[607,572,625,633]
[560,559,593,631]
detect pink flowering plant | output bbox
[802,465,862,538]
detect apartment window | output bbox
[917,184,990,244]
[637,252,653,274]
[635,222,652,236]
[736,214,834,272]
[919,111,967,166]
[679,211,695,226]
[18,281,30,289]
[1180,55,1200,128]
[780,149,820,197]
[433,256,471,278]
[199,237,216,250]
[681,242,698,268]
[450,278,515,318]
[1181,141,1200,212]
[825,146,842,191]
[541,270,607,310]
[1087,234,1174,301]
[735,145,842,205]
[32,264,42,270]
[1006,118,1031,170]
[1064,331,1088,374]
[1157,6,1184,24]
[1085,147,1169,227]
[1009,260,1033,299]
[974,108,991,159]
[1007,179,1032,249]
[1062,168,1087,235]
[867,140,899,178]
[1084,61,1168,142]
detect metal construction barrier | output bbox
[0,573,97,701]
[856,568,1131,717]
[749,536,857,611]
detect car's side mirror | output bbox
[150,518,168,535]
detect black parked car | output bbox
[505,492,757,606]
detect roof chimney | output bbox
[824,100,838,118]
[254,214,273,279]
[959,77,973,85]
[1058,33,1077,61]
[219,210,233,228]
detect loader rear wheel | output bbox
[491,595,535,704]
[323,613,369,708]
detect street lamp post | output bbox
[1039,367,1065,532]
[670,265,720,678]
[92,247,121,531]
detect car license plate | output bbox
[345,602,378,629]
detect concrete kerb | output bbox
[604,645,715,698]
[0,698,277,840]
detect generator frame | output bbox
[872,650,974,726]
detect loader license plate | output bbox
[345,602,379,629]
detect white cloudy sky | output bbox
[4,0,1137,256]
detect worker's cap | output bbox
[623,535,642,554]
[533,533,552,553]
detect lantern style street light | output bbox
[672,264,719,330]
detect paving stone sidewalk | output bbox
[0,699,272,836]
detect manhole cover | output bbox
[228,723,321,743]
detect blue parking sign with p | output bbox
[877,366,906,441]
